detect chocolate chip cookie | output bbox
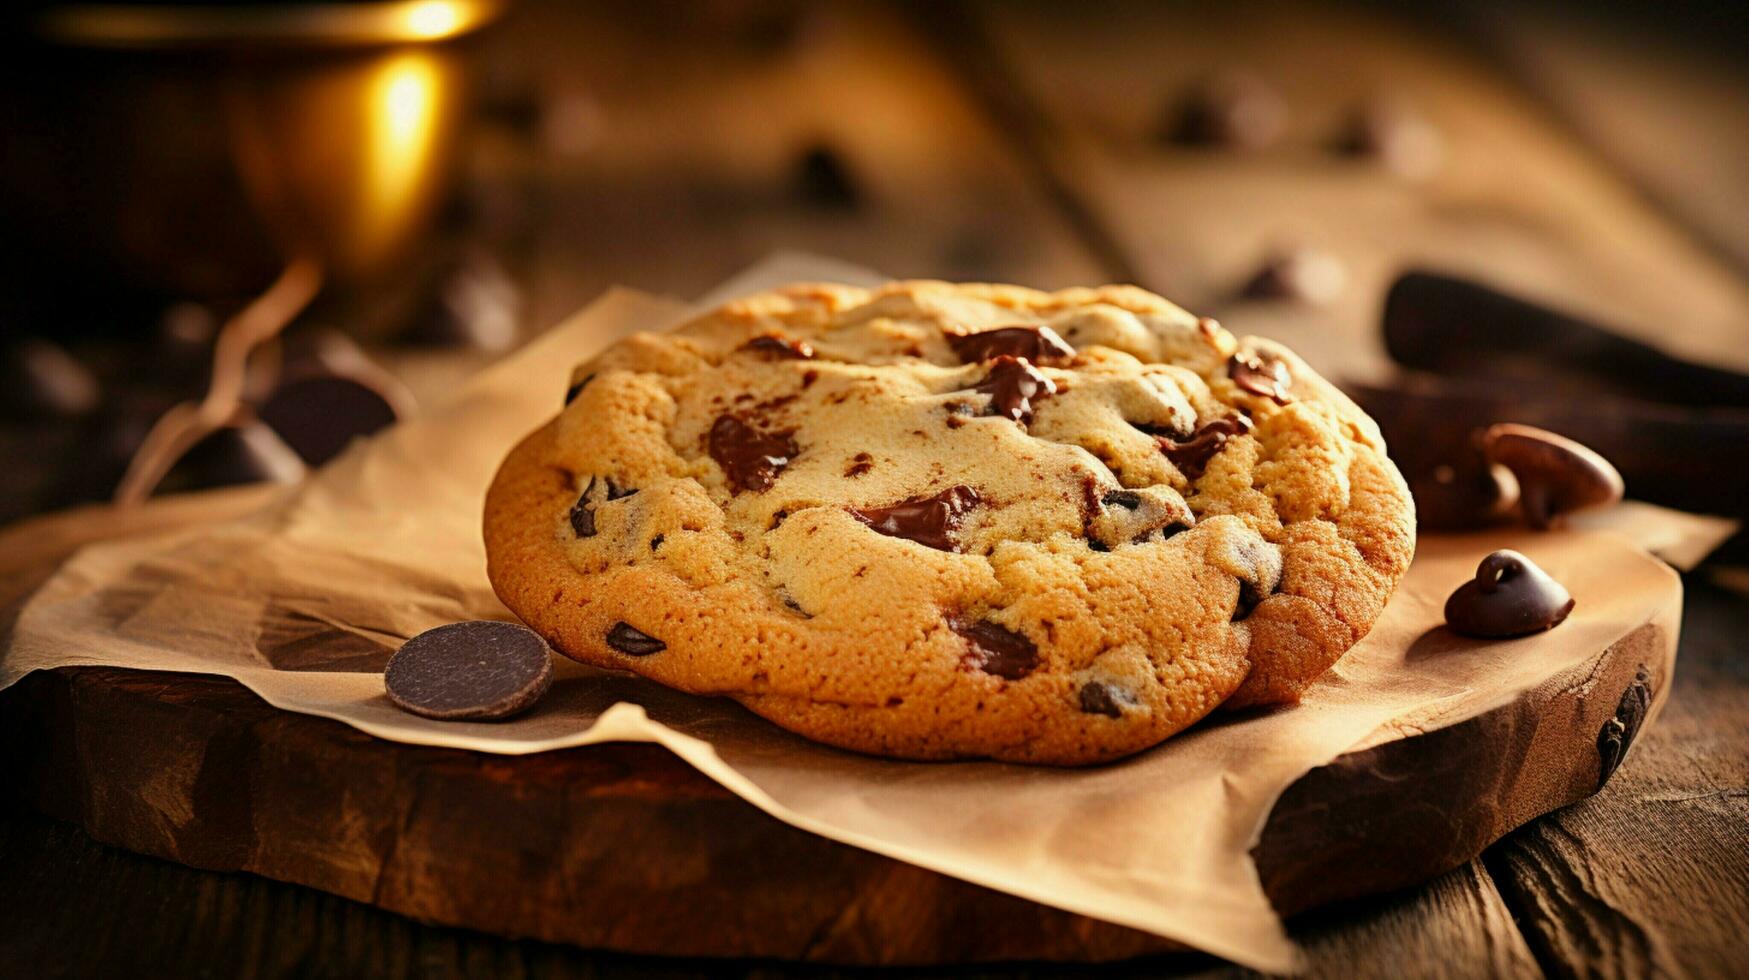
[484,281,1414,764]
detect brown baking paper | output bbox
[2,255,1725,972]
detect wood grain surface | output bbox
[3,0,1747,976]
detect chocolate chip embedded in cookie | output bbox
[483,280,1414,764]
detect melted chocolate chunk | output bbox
[1101,489,1143,510]
[384,621,554,721]
[844,452,874,477]
[1078,681,1134,718]
[605,621,666,656]
[564,373,595,404]
[708,415,798,493]
[848,485,980,552]
[973,356,1055,424]
[945,325,1076,364]
[1160,415,1253,478]
[951,617,1039,680]
[568,476,636,537]
[1444,550,1574,639]
[1228,351,1293,404]
[740,335,816,360]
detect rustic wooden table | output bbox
[3,2,1746,976]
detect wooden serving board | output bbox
[0,497,1675,965]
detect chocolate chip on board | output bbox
[1162,71,1286,149]
[1444,549,1574,639]
[1228,351,1293,404]
[606,621,666,656]
[1241,248,1347,306]
[848,485,981,552]
[1336,96,1444,180]
[384,621,555,721]
[1411,458,1519,532]
[950,617,1039,680]
[1481,423,1623,530]
[945,325,1076,364]
[973,355,1056,424]
[708,414,799,493]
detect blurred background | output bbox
[1,0,1745,534]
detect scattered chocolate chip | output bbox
[384,621,554,721]
[794,144,859,209]
[565,373,595,405]
[259,373,404,466]
[741,335,815,360]
[708,414,798,493]
[1228,351,1293,404]
[1444,549,1574,638]
[945,325,1076,364]
[1481,424,1623,530]
[569,476,636,537]
[1078,681,1134,718]
[972,355,1056,424]
[402,251,521,351]
[1162,71,1286,149]
[160,418,307,493]
[1159,415,1252,478]
[1596,666,1651,790]
[848,485,981,552]
[1336,97,1443,180]
[951,617,1039,680]
[606,621,666,656]
[1241,248,1347,305]
[1411,458,1520,532]
[1,338,100,419]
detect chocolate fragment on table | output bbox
[1444,549,1574,639]
[848,485,980,552]
[945,325,1076,364]
[1241,248,1347,305]
[1,338,100,420]
[384,621,555,721]
[256,330,415,466]
[1481,423,1623,530]
[950,617,1039,680]
[708,414,799,493]
[159,418,307,494]
[402,251,522,351]
[1335,96,1443,179]
[794,143,860,209]
[1161,71,1285,149]
[972,355,1056,424]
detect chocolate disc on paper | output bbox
[385,621,555,721]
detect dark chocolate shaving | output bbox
[951,617,1039,680]
[945,325,1076,364]
[973,355,1055,424]
[605,621,666,656]
[708,414,799,493]
[848,485,980,552]
[1160,415,1253,478]
[740,335,816,360]
[1228,352,1293,404]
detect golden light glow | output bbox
[401,1,466,40]
[361,52,443,264]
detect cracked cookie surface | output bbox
[484,281,1414,764]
